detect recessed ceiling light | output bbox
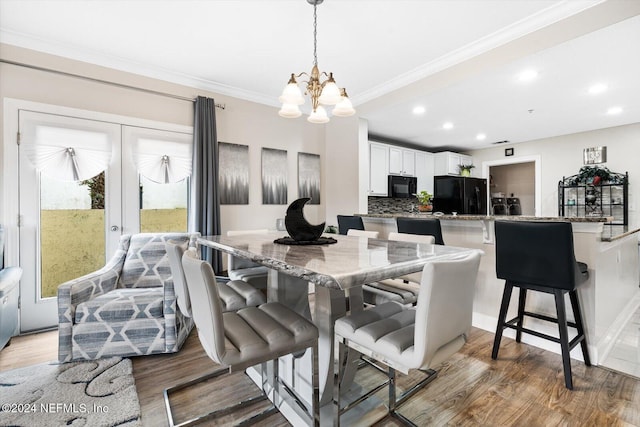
[412,106,426,115]
[607,106,623,115]
[442,122,454,130]
[588,83,608,95]
[518,69,538,82]
[476,133,486,141]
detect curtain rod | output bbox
[0,58,226,110]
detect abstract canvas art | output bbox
[219,142,249,205]
[298,152,320,204]
[262,148,287,205]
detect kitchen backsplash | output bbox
[368,196,417,214]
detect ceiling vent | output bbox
[492,140,510,144]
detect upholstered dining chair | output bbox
[396,217,445,245]
[361,232,436,306]
[164,249,319,426]
[57,232,197,362]
[163,240,267,426]
[226,229,270,290]
[346,229,379,238]
[165,240,265,315]
[337,215,364,235]
[334,251,481,426]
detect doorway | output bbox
[482,155,541,216]
[5,100,192,332]
[490,162,535,216]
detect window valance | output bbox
[131,138,192,184]
[22,125,112,182]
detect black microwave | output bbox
[388,175,417,198]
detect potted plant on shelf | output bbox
[564,166,627,186]
[416,190,433,212]
[459,163,475,177]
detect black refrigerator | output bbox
[433,176,487,214]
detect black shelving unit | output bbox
[558,171,628,226]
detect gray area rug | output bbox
[0,357,141,426]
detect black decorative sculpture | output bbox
[285,198,325,241]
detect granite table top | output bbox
[198,232,479,291]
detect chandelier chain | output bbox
[313,2,318,66]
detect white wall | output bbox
[470,123,640,226]
[0,43,333,239]
[324,116,368,227]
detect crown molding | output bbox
[0,28,280,108]
[352,0,604,106]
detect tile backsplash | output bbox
[368,197,417,214]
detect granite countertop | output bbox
[358,213,640,242]
[600,226,640,242]
[357,213,614,223]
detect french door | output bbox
[16,108,191,332]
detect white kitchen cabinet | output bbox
[402,150,416,176]
[415,151,434,194]
[434,151,474,176]
[389,146,415,176]
[369,142,389,196]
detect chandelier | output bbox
[278,0,355,123]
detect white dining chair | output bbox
[334,251,481,426]
[346,229,379,238]
[165,249,320,426]
[362,232,436,306]
[226,229,270,290]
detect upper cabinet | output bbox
[369,142,389,196]
[389,147,415,176]
[434,151,474,176]
[415,151,434,194]
[369,141,435,196]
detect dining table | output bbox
[197,231,480,426]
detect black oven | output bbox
[388,175,417,198]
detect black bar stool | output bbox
[492,220,590,390]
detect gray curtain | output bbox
[191,96,222,272]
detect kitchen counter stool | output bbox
[492,221,590,389]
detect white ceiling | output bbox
[1,0,639,151]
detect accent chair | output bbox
[57,232,197,362]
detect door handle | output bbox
[111,225,119,232]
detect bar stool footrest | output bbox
[503,316,586,351]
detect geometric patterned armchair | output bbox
[57,233,198,362]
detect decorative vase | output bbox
[460,169,471,177]
[418,204,432,212]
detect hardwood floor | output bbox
[2,327,640,426]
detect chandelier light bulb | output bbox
[318,73,341,105]
[279,75,305,105]
[332,89,355,117]
[278,103,302,118]
[307,106,329,124]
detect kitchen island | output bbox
[359,213,640,365]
